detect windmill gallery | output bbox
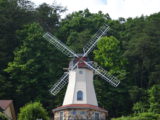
[43,24,120,120]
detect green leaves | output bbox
[18,102,49,120]
[67,29,91,52]
[112,112,160,120]
[94,36,127,79]
[5,23,66,109]
[0,112,8,120]
[132,102,149,114]
[148,85,160,114]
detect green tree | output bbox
[149,64,160,85]
[58,9,110,49]
[0,74,12,98]
[130,87,149,115]
[132,102,149,114]
[0,0,34,72]
[149,85,160,114]
[0,0,36,101]
[0,0,66,110]
[18,102,49,120]
[5,23,66,110]
[67,29,91,52]
[35,3,65,32]
[128,86,148,104]
[94,36,127,79]
[124,33,158,88]
[94,36,130,117]
[123,14,160,88]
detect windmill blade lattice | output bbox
[83,24,110,56]
[43,24,121,97]
[84,61,120,87]
[43,32,78,58]
[49,61,80,96]
[50,72,69,96]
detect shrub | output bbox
[136,112,160,120]
[0,112,8,120]
[18,102,49,120]
[149,85,160,114]
[112,112,160,120]
[112,116,134,120]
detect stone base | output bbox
[53,104,108,120]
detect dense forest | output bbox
[0,0,160,119]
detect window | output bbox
[79,70,83,74]
[95,113,100,120]
[60,112,63,120]
[77,91,83,101]
[80,111,85,115]
[71,110,76,115]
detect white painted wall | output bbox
[63,68,98,106]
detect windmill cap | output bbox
[76,53,86,57]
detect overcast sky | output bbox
[31,0,160,19]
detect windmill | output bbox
[43,24,120,120]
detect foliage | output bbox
[132,101,149,114]
[5,23,66,111]
[94,36,127,79]
[0,112,8,120]
[58,9,109,52]
[148,85,160,114]
[112,116,133,120]
[0,0,160,118]
[112,112,160,120]
[35,3,66,32]
[113,85,160,119]
[123,15,160,88]
[18,102,49,120]
[0,74,12,97]
[0,0,34,72]
[94,36,130,117]
[128,86,147,103]
[67,29,91,52]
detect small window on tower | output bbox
[79,70,83,74]
[77,91,83,101]
[95,112,100,120]
[59,112,63,120]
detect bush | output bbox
[18,102,49,120]
[112,116,134,120]
[135,112,160,120]
[0,112,8,120]
[149,85,160,114]
[112,112,160,120]
[132,101,148,114]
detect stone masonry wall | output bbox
[54,108,107,120]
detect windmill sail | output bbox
[83,24,110,56]
[43,32,78,57]
[43,24,120,98]
[50,72,69,96]
[84,61,120,87]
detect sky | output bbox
[31,0,160,19]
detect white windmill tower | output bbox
[43,24,120,120]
